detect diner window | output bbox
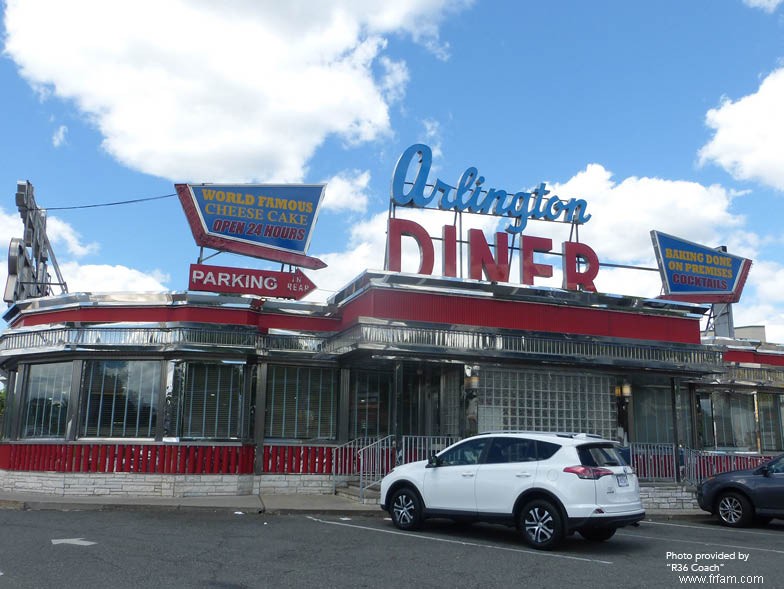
[758,393,783,452]
[713,391,756,451]
[631,380,674,444]
[21,362,72,438]
[350,370,392,438]
[696,393,715,449]
[175,362,248,440]
[80,360,161,438]
[266,365,337,440]
[0,370,12,439]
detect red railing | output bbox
[1,442,343,475]
[631,444,678,481]
[0,443,255,474]
[262,444,335,474]
[628,444,774,484]
[682,449,769,484]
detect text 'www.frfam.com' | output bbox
[677,574,763,585]
[667,551,763,585]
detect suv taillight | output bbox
[564,465,614,479]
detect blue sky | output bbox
[3,0,784,340]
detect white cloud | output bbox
[321,170,371,212]
[51,124,67,147]
[421,118,444,160]
[45,217,99,257]
[379,56,409,104]
[699,68,784,191]
[4,0,470,183]
[1,206,98,259]
[59,262,169,293]
[550,164,742,265]
[0,206,165,303]
[743,0,783,13]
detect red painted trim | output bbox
[15,305,263,328]
[723,350,784,367]
[10,284,700,344]
[339,289,700,344]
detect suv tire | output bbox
[717,492,753,527]
[390,487,423,531]
[520,499,564,550]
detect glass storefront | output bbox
[265,365,337,440]
[173,362,248,440]
[696,388,784,453]
[21,362,72,438]
[6,356,784,454]
[81,360,161,438]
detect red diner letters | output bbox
[387,218,600,291]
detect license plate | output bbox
[616,474,629,487]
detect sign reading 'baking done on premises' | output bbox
[651,231,752,303]
[386,143,600,291]
[176,183,327,269]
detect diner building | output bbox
[2,268,783,497]
[1,153,782,497]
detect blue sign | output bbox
[176,184,327,269]
[390,143,591,234]
[651,231,752,303]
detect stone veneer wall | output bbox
[1,471,699,509]
[0,471,333,497]
[639,485,699,510]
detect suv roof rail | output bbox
[477,430,604,439]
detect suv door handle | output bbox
[461,472,475,478]
[516,473,533,478]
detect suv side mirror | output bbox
[759,465,771,477]
[427,452,441,468]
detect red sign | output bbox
[189,264,316,300]
[387,218,600,291]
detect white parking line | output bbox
[617,528,784,555]
[305,516,613,565]
[644,520,784,539]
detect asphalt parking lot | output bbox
[0,510,779,588]
[311,514,781,587]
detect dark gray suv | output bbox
[697,453,784,527]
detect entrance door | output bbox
[400,364,439,436]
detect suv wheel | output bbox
[520,499,564,550]
[578,528,616,542]
[390,487,423,531]
[717,492,753,527]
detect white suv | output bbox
[379,432,644,550]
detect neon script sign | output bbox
[391,144,591,233]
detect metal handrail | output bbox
[331,437,375,493]
[357,436,395,501]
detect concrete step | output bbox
[335,481,380,505]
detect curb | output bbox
[0,499,265,514]
[0,499,25,511]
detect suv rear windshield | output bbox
[577,444,627,467]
